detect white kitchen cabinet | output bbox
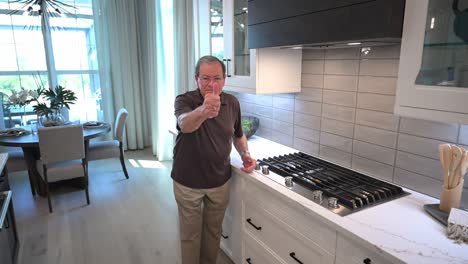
[220,170,243,263]
[395,0,468,124]
[198,0,302,94]
[243,231,284,264]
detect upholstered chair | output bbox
[87,108,129,179]
[37,125,89,213]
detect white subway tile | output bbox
[397,134,446,160]
[324,60,359,75]
[294,99,322,115]
[319,145,352,168]
[351,155,394,182]
[293,137,320,156]
[399,117,459,142]
[273,108,294,123]
[254,105,273,118]
[301,74,323,88]
[273,120,294,136]
[294,113,321,130]
[357,93,395,113]
[395,151,442,180]
[273,93,295,99]
[322,104,355,122]
[353,140,396,165]
[325,48,360,59]
[360,45,401,59]
[354,125,398,148]
[393,168,442,199]
[458,125,468,145]
[257,116,273,129]
[294,125,320,143]
[273,96,294,111]
[359,59,399,77]
[254,94,273,107]
[256,127,272,140]
[295,87,323,102]
[239,101,256,114]
[355,109,400,131]
[302,50,325,60]
[302,60,324,74]
[321,118,354,138]
[235,92,257,103]
[323,90,357,107]
[320,132,353,152]
[358,76,397,95]
[271,130,293,147]
[324,75,358,91]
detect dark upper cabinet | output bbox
[248,0,405,49]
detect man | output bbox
[171,55,256,264]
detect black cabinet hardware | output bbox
[246,218,262,230]
[363,258,372,264]
[221,233,229,239]
[246,257,252,263]
[290,252,303,264]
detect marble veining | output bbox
[232,136,468,264]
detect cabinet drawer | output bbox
[244,178,336,254]
[243,230,283,264]
[336,234,394,264]
[244,201,334,264]
[221,215,233,257]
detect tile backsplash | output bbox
[232,45,468,206]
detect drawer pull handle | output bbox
[290,252,303,264]
[363,258,372,264]
[221,233,229,239]
[246,218,262,230]
[246,258,252,263]
[226,58,232,77]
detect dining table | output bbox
[0,123,111,197]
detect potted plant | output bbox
[26,85,77,127]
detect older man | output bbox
[172,55,256,264]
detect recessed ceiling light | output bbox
[347,42,361,46]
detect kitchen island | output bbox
[224,136,468,264]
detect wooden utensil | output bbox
[442,144,452,189]
[449,145,463,189]
[459,149,468,186]
[439,144,450,189]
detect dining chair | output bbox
[6,150,36,196]
[37,125,89,213]
[87,108,129,179]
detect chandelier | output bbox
[7,0,77,29]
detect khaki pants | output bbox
[173,180,230,264]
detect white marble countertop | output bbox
[230,136,468,264]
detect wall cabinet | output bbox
[197,0,302,94]
[395,0,468,124]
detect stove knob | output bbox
[255,161,261,170]
[284,176,293,187]
[261,165,269,175]
[328,197,339,209]
[312,190,323,203]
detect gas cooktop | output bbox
[258,152,409,216]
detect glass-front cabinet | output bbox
[396,0,468,124]
[203,0,302,94]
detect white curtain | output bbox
[92,0,153,150]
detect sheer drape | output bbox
[92,0,152,150]
[93,0,195,160]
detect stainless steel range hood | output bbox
[248,0,406,49]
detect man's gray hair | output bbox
[195,55,226,78]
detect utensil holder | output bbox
[440,179,464,213]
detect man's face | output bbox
[196,62,225,97]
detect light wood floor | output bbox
[8,148,234,264]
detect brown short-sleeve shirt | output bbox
[171,89,243,189]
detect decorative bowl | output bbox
[241,116,259,139]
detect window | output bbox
[0,0,101,128]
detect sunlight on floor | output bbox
[128,159,167,169]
